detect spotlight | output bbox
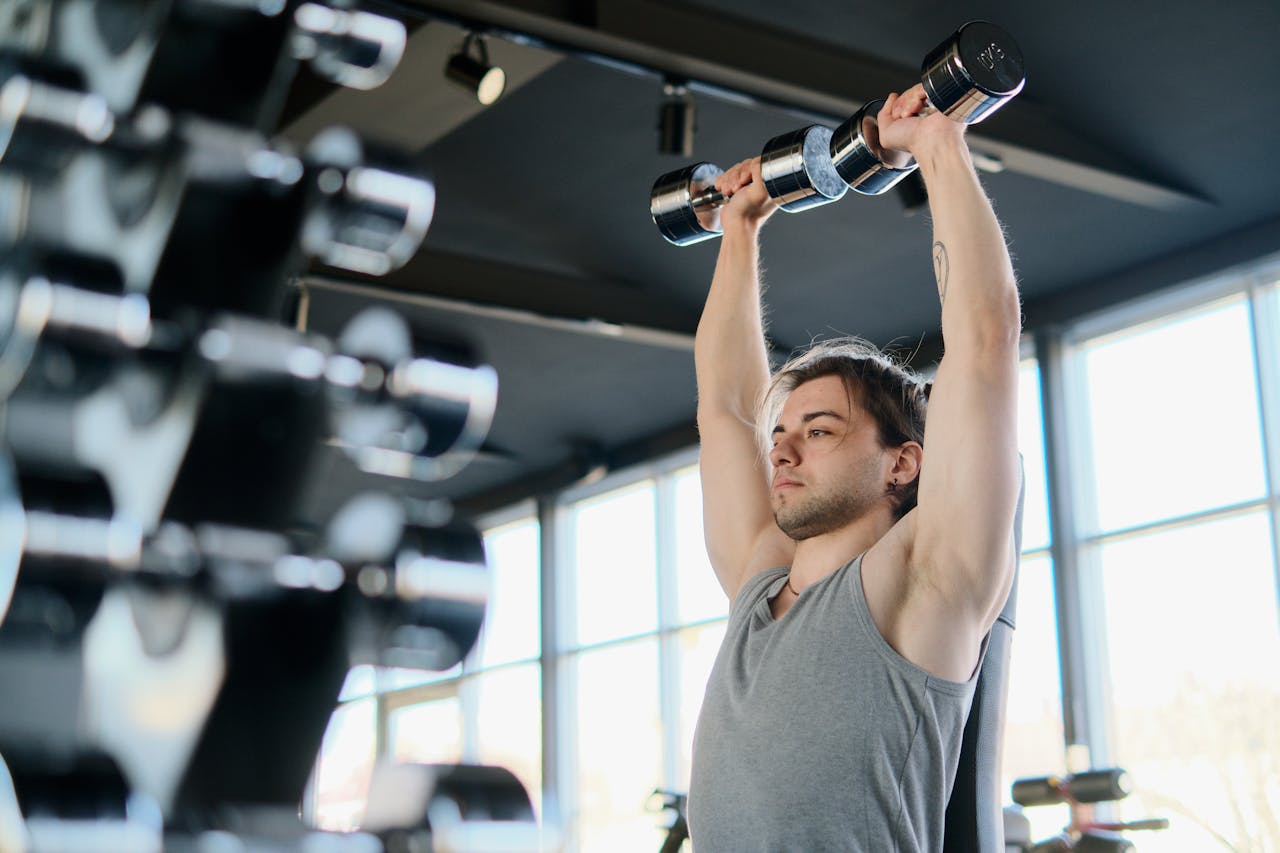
[657,79,695,157]
[445,33,505,106]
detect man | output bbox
[687,85,1022,851]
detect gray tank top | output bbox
[688,554,981,852]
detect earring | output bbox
[888,479,897,492]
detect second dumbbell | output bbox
[650,124,849,246]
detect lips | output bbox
[773,477,802,492]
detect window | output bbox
[1069,288,1280,852]
[556,456,730,852]
[309,513,543,829]
[572,638,663,852]
[1078,296,1266,532]
[571,482,658,646]
[1095,512,1280,851]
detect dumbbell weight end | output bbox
[650,124,848,246]
[650,162,726,246]
[831,21,1024,196]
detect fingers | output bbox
[883,85,929,120]
[714,157,759,196]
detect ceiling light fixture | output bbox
[445,33,505,106]
[657,78,695,157]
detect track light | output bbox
[657,79,695,157]
[445,33,505,106]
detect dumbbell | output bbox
[5,1,406,120]
[332,492,489,672]
[650,123,849,246]
[648,21,1024,246]
[830,21,1024,195]
[1011,768,1131,807]
[0,273,154,401]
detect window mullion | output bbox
[1037,326,1112,769]
[538,496,572,835]
[1246,276,1280,627]
[655,473,682,792]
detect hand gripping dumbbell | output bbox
[649,123,850,246]
[830,21,1024,195]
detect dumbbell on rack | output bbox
[0,276,497,530]
[648,21,1024,246]
[2,0,406,129]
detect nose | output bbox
[769,433,797,468]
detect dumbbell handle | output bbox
[677,94,949,215]
[688,184,728,211]
[0,278,154,401]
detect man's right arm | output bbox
[694,158,795,600]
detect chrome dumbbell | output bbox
[330,492,488,673]
[830,21,1024,195]
[195,307,497,483]
[302,127,437,277]
[4,0,405,124]
[649,124,849,246]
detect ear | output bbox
[889,441,923,485]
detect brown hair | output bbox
[758,337,930,519]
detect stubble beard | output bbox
[773,476,881,541]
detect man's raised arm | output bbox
[694,158,795,600]
[878,88,1023,634]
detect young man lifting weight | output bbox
[688,83,1022,851]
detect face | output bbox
[768,374,888,541]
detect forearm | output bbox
[916,140,1021,353]
[695,221,773,423]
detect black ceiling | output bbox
[284,0,1280,520]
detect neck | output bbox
[788,509,894,585]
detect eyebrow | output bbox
[772,410,847,435]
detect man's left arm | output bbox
[880,88,1022,633]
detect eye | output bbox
[807,428,828,438]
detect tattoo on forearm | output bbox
[933,241,949,306]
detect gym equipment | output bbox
[363,763,548,851]
[1,0,406,127]
[0,275,496,526]
[0,466,493,828]
[650,21,1024,244]
[830,21,1024,195]
[1012,769,1131,808]
[0,72,436,312]
[649,789,689,853]
[0,2,537,848]
[650,123,848,246]
[1005,767,1170,852]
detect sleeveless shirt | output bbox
[688,554,982,852]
